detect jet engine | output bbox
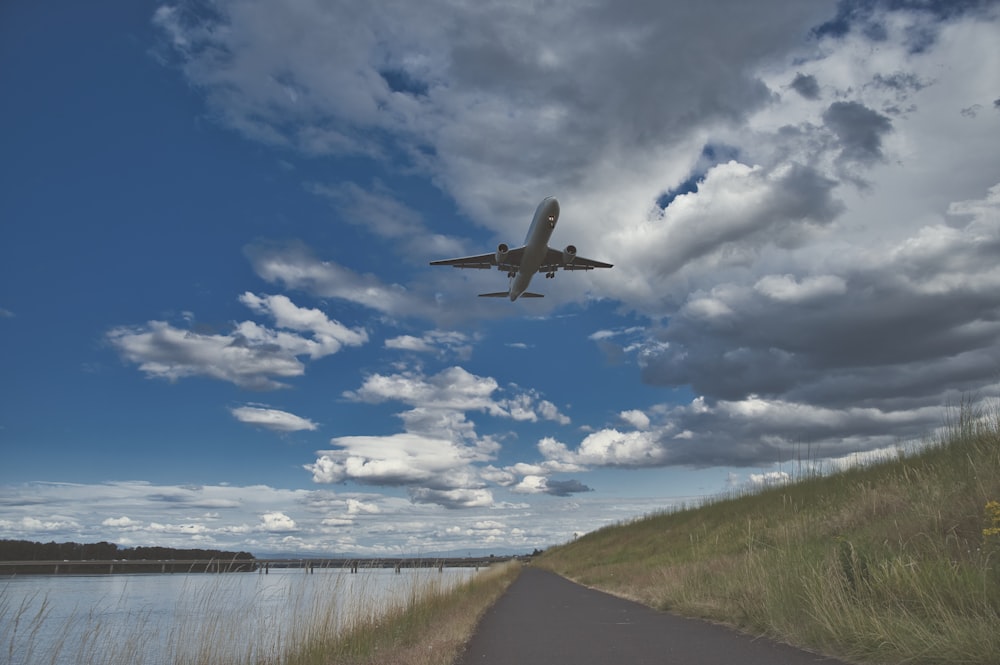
[562,244,577,265]
[496,243,509,265]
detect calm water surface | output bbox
[1,567,476,665]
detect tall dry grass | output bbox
[1,562,520,665]
[539,403,1000,664]
[285,560,521,665]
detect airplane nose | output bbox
[547,198,559,223]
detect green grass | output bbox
[538,404,1000,664]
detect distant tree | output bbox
[0,539,255,562]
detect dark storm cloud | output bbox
[631,197,1000,466]
[544,479,594,497]
[643,280,1000,407]
[822,101,893,163]
[791,72,821,99]
[640,162,845,282]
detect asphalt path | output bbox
[457,566,849,664]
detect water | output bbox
[0,567,476,665]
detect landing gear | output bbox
[545,272,555,279]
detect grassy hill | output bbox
[538,405,1000,664]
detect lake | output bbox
[0,566,477,665]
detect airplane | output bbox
[430,197,613,301]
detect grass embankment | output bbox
[538,408,1000,664]
[280,561,520,665]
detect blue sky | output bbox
[2,0,999,556]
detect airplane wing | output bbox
[538,247,613,273]
[430,247,525,272]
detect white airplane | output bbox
[430,197,613,301]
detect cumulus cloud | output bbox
[344,366,570,424]
[307,433,494,489]
[152,1,830,211]
[145,2,1000,513]
[347,366,502,413]
[539,430,667,468]
[245,242,420,317]
[239,292,368,355]
[259,511,297,532]
[3,480,653,554]
[231,406,318,432]
[620,409,650,430]
[102,516,140,528]
[109,293,366,389]
[108,320,303,390]
[385,330,474,359]
[303,364,578,507]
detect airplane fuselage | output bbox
[510,197,559,300]
[429,196,610,299]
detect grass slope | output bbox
[539,407,1000,664]
[282,561,521,665]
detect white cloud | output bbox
[384,330,474,359]
[259,511,297,532]
[619,409,650,430]
[102,516,140,528]
[344,366,569,425]
[231,406,318,432]
[511,475,548,495]
[748,471,791,487]
[107,320,304,390]
[2,480,651,554]
[245,242,422,317]
[301,364,576,507]
[0,516,80,532]
[346,366,504,414]
[385,335,433,352]
[239,292,368,356]
[109,294,366,390]
[539,430,666,468]
[306,432,495,493]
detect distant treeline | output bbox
[0,539,255,562]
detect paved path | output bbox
[457,567,848,664]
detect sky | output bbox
[2,0,999,557]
